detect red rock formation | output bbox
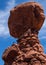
[8,2,45,38]
[2,31,46,65]
[2,2,46,65]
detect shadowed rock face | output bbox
[2,2,46,65]
[8,2,45,38]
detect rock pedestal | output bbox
[2,2,46,65]
[2,30,46,65]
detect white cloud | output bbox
[0,24,9,36]
[0,0,16,37]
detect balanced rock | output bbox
[2,2,46,65]
[8,2,45,38]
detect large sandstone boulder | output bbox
[8,2,45,38]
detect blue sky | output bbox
[0,0,46,65]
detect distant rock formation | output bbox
[2,2,46,65]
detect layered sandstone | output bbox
[2,30,46,65]
[2,2,46,65]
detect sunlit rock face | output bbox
[2,2,46,65]
[8,2,45,38]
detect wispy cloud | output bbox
[0,0,16,37]
[0,24,9,36]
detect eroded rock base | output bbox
[2,30,46,65]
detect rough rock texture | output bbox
[2,30,46,65]
[2,2,46,65]
[8,2,45,38]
